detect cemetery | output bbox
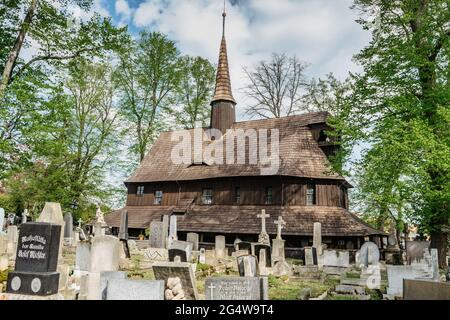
[0,0,448,305]
[0,202,448,301]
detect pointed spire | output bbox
[211,3,236,105]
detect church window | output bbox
[154,190,163,205]
[202,188,213,205]
[137,185,145,196]
[235,187,241,204]
[265,187,273,205]
[306,184,316,205]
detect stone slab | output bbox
[205,277,268,300]
[106,279,164,300]
[403,279,450,300]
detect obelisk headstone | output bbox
[313,222,322,256]
[37,202,65,263]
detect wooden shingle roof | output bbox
[105,205,385,237]
[126,111,345,183]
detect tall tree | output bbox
[6,60,119,219]
[302,73,351,116]
[242,53,308,119]
[115,32,182,162]
[335,0,449,266]
[0,0,124,101]
[0,0,126,178]
[167,56,216,129]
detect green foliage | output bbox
[331,0,449,263]
[167,56,215,129]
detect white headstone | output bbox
[359,241,380,267]
[313,222,322,255]
[0,208,5,231]
[215,235,226,258]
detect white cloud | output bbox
[115,0,133,20]
[131,0,370,120]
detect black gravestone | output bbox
[254,244,272,267]
[7,222,61,296]
[168,249,187,262]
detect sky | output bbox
[67,0,371,206]
[88,0,370,120]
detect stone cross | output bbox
[208,283,216,299]
[257,210,270,245]
[77,218,83,228]
[257,210,270,233]
[274,216,286,239]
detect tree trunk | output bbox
[430,229,448,268]
[0,0,39,101]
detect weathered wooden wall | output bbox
[126,176,348,208]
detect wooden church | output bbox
[105,10,385,255]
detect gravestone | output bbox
[205,277,268,300]
[6,222,61,296]
[169,240,193,261]
[237,241,252,254]
[254,244,271,267]
[118,211,128,240]
[186,232,199,251]
[237,255,258,277]
[169,215,177,238]
[322,250,350,267]
[37,202,65,263]
[271,238,285,264]
[0,208,5,231]
[215,235,226,258]
[406,241,431,264]
[359,241,380,267]
[149,221,164,248]
[100,271,127,300]
[199,248,206,264]
[403,279,450,300]
[75,242,91,272]
[86,235,120,300]
[106,279,165,300]
[169,249,187,262]
[89,235,120,272]
[313,222,322,256]
[6,225,18,256]
[304,247,318,266]
[152,262,198,300]
[273,260,292,277]
[257,210,270,245]
[162,215,169,248]
[63,213,73,240]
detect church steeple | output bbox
[210,4,236,132]
[211,8,236,104]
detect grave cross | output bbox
[257,210,270,233]
[208,283,216,299]
[274,216,286,239]
[77,218,83,228]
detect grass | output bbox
[268,275,331,300]
[327,294,359,300]
[345,272,361,279]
